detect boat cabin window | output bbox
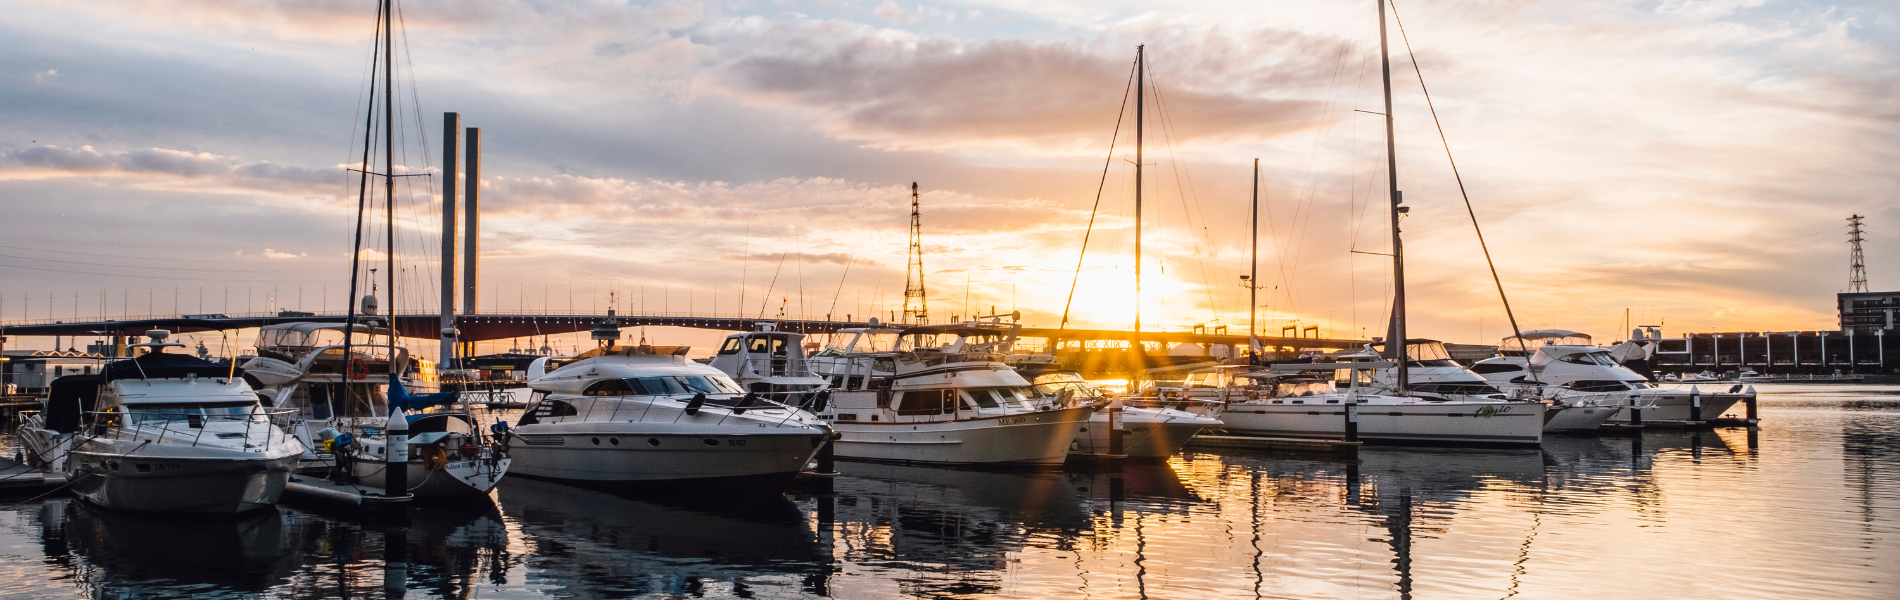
[1562,380,1630,393]
[1470,363,1523,374]
[1557,351,1619,367]
[896,389,957,415]
[1275,379,1334,397]
[123,401,258,425]
[964,388,1004,409]
[1184,371,1225,388]
[584,379,636,396]
[718,338,743,355]
[747,335,790,356]
[1033,379,1102,400]
[1624,380,1655,389]
[1411,383,1502,396]
[624,375,746,396]
[1333,369,1374,388]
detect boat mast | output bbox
[1133,45,1145,380]
[1378,0,1408,392]
[339,0,385,416]
[1249,158,1258,364]
[383,0,398,377]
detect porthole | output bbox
[646,438,660,446]
[703,438,721,447]
[609,437,620,446]
[590,437,601,445]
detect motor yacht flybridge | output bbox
[242,322,511,498]
[1471,330,1751,423]
[18,330,304,514]
[512,344,829,488]
[708,323,830,405]
[814,317,1100,465]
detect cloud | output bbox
[722,252,882,266]
[31,69,57,83]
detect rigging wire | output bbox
[1060,55,1139,330]
[1141,63,1225,321]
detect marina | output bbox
[2,0,1897,598]
[0,384,1894,598]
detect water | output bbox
[2,384,1895,599]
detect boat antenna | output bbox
[1059,56,1137,331]
[1389,0,1534,381]
[1377,0,1408,393]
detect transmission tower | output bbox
[902,182,928,324]
[1848,214,1869,292]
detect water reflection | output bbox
[0,384,1895,599]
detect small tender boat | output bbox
[511,344,831,489]
[816,320,1100,465]
[19,330,303,514]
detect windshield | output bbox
[1275,380,1335,397]
[255,327,381,349]
[124,402,259,425]
[1184,371,1226,388]
[1554,351,1618,367]
[626,375,745,396]
[823,331,902,355]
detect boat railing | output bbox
[86,407,300,450]
[739,357,814,378]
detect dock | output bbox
[282,475,411,509]
[1184,434,1360,457]
[0,458,67,497]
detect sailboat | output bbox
[1216,0,1546,446]
[243,0,509,498]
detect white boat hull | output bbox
[66,444,298,514]
[505,427,825,486]
[832,406,1096,465]
[1605,391,1746,422]
[1543,403,1619,431]
[1220,401,1545,445]
[351,455,512,497]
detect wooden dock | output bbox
[1184,434,1360,457]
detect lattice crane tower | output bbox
[903,182,929,324]
[1849,214,1869,293]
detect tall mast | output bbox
[440,114,459,371]
[1134,45,1145,342]
[383,0,397,374]
[1250,158,1259,361]
[1378,0,1408,391]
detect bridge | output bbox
[0,310,1366,351]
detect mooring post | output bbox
[1744,385,1759,422]
[1689,386,1703,423]
[816,432,838,475]
[1108,398,1126,457]
[386,406,409,498]
[1629,394,1643,428]
[1343,397,1360,443]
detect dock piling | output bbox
[1689,387,1703,422]
[1629,394,1644,427]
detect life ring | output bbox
[419,445,449,471]
[348,358,370,381]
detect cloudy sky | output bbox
[2,0,1896,355]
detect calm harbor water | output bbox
[2,384,1895,599]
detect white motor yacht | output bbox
[511,344,830,488]
[816,320,1100,465]
[1471,330,1751,423]
[1355,338,1615,432]
[1028,371,1219,459]
[707,323,830,405]
[241,322,511,498]
[1216,348,1546,446]
[18,330,303,514]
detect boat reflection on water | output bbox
[496,476,827,598]
[50,499,300,595]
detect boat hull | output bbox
[1605,391,1746,422]
[352,455,512,498]
[1220,401,1545,446]
[1069,409,1217,458]
[66,448,298,514]
[504,429,825,486]
[1543,403,1618,431]
[831,406,1096,465]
